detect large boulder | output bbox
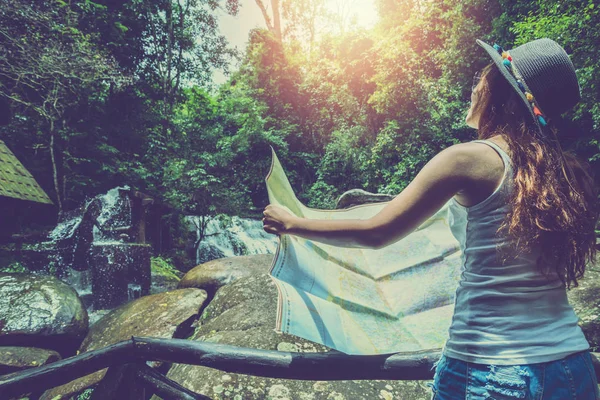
[335,189,395,209]
[40,288,208,400]
[178,254,274,298]
[0,273,88,356]
[1,346,62,400]
[159,274,432,400]
[0,346,61,375]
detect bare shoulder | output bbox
[436,142,487,169]
[444,140,504,155]
[443,139,507,168]
[426,138,507,189]
[443,139,508,202]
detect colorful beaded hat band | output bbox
[493,43,548,127]
[477,38,582,194]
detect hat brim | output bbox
[476,39,543,136]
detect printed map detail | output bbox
[266,148,462,355]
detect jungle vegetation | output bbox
[1,0,598,232]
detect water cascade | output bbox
[187,216,277,265]
[41,186,151,310]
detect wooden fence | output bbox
[0,337,598,399]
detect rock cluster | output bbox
[3,238,600,399]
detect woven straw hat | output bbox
[476,38,581,136]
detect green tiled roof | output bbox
[0,140,53,204]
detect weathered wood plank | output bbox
[135,363,211,400]
[1,336,599,399]
[0,341,134,399]
[131,336,441,380]
[90,363,142,400]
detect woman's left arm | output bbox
[263,143,475,249]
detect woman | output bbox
[262,38,599,399]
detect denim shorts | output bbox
[428,350,600,399]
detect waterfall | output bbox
[128,283,142,301]
[40,186,134,298]
[92,186,132,243]
[47,186,131,244]
[47,213,84,242]
[186,215,277,265]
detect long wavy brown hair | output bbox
[472,63,598,288]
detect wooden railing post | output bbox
[135,363,211,400]
[0,337,599,399]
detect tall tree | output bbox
[0,0,123,213]
[254,0,283,42]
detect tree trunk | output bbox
[271,0,282,41]
[49,119,63,215]
[255,0,282,41]
[171,0,187,116]
[163,1,174,134]
[61,118,67,207]
[165,2,173,106]
[255,0,274,32]
[193,215,207,260]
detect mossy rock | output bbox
[0,273,88,357]
[40,288,208,400]
[159,274,433,400]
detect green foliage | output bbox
[0,261,27,274]
[151,256,181,280]
[305,180,338,209]
[215,214,234,230]
[1,0,598,241]
[75,388,94,400]
[114,21,128,33]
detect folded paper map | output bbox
[266,148,462,355]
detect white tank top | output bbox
[443,139,589,365]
